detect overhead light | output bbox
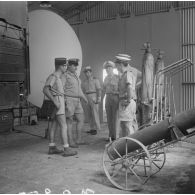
[40,1,52,8]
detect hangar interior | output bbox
[0,1,195,194]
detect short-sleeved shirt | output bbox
[62,70,81,97]
[118,70,136,100]
[128,66,138,80]
[82,77,101,94]
[103,74,119,94]
[45,72,64,95]
[44,72,65,115]
[61,70,84,117]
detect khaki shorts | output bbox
[119,99,136,121]
[65,97,83,117]
[54,95,65,115]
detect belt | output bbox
[106,93,118,95]
[85,92,96,94]
[119,97,137,101]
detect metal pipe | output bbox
[108,108,195,160]
[160,62,193,78]
[158,59,191,75]
[193,82,195,108]
[184,85,185,111]
[167,62,193,77]
[168,79,171,115]
[164,77,167,118]
[163,62,191,76]
[159,84,162,121]
[151,75,156,121]
[188,84,190,110]
[156,59,186,74]
[157,60,186,74]
[172,84,177,116]
[158,62,187,76]
[183,13,186,111]
[187,9,190,46]
[156,82,159,122]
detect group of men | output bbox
[103,54,141,141]
[43,54,141,157]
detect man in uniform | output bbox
[82,66,101,135]
[102,61,119,141]
[115,54,140,137]
[61,58,88,148]
[43,57,77,157]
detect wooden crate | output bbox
[13,108,21,118]
[30,115,38,125]
[0,110,13,133]
[22,108,29,117]
[29,107,37,115]
[20,116,29,125]
[13,117,21,126]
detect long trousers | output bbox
[86,94,101,130]
[105,94,119,139]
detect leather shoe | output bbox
[69,144,79,148]
[48,146,63,155]
[86,129,97,135]
[62,147,78,157]
[86,130,93,133]
[90,130,97,135]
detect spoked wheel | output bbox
[147,141,166,176]
[103,137,152,191]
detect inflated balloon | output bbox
[28,10,82,107]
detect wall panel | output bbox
[76,10,181,120]
[125,15,151,70]
[0,1,27,27]
[181,8,195,111]
[0,2,27,107]
[79,18,124,82]
[151,10,181,113]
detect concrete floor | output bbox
[0,121,195,194]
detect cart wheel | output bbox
[103,137,152,191]
[147,141,166,176]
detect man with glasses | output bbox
[43,57,77,157]
[82,66,101,135]
[61,58,88,148]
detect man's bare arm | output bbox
[43,86,60,109]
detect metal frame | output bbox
[151,58,193,123]
[103,127,195,191]
[103,137,152,191]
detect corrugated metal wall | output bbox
[181,8,195,111]
[66,1,195,111]
[66,1,195,25]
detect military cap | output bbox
[83,66,92,72]
[55,57,67,66]
[68,58,79,66]
[103,61,115,69]
[115,54,131,63]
